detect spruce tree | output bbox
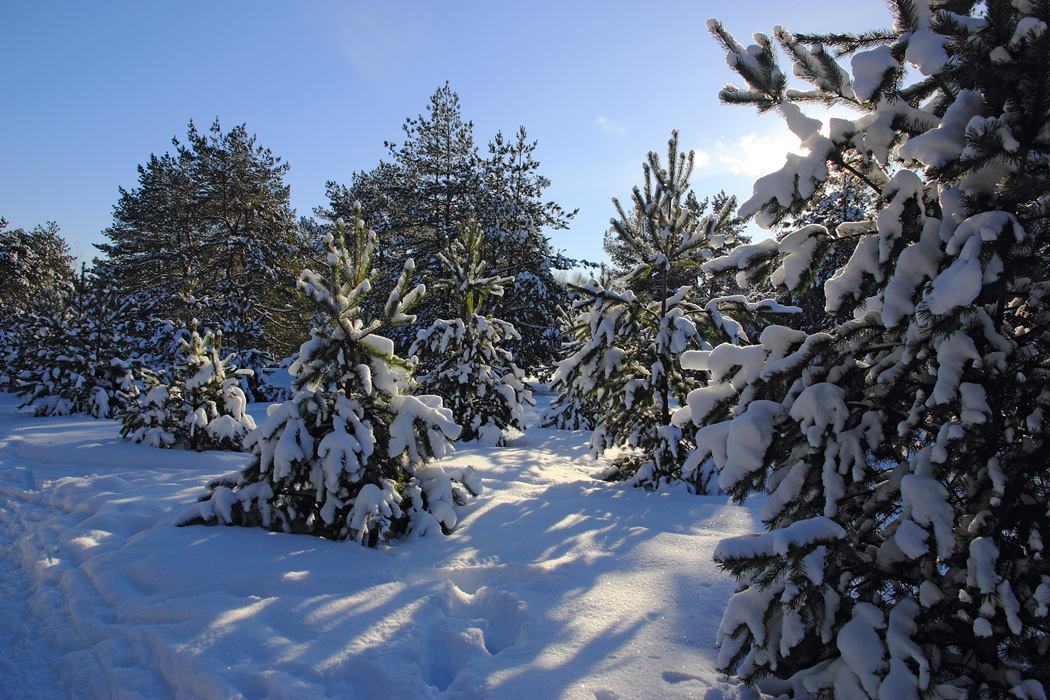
[120,322,256,451]
[176,205,475,546]
[691,3,1050,696]
[411,220,533,445]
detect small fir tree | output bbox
[176,206,476,547]
[120,322,256,451]
[411,221,533,445]
[690,4,1050,697]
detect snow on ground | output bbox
[0,389,765,700]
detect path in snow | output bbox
[0,391,764,699]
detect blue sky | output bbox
[1,1,889,266]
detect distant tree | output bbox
[177,207,476,546]
[13,268,135,419]
[0,218,75,308]
[95,119,307,354]
[319,84,577,373]
[479,126,578,371]
[541,270,617,432]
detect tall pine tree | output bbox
[320,84,576,373]
[95,119,307,354]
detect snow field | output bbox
[0,391,764,699]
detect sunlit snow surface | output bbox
[0,390,765,699]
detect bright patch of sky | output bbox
[1,1,888,267]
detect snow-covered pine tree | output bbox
[691,4,1050,696]
[478,127,579,373]
[120,321,256,451]
[14,267,135,419]
[553,132,790,491]
[0,218,77,389]
[411,220,532,445]
[177,205,475,547]
[603,188,747,301]
[709,169,877,334]
[0,286,61,391]
[541,271,617,432]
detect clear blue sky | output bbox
[1,1,889,267]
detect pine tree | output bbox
[120,322,256,451]
[0,283,65,392]
[211,292,281,401]
[176,205,476,546]
[95,119,307,354]
[603,189,746,302]
[319,84,577,374]
[14,268,135,419]
[551,133,786,491]
[478,127,579,371]
[411,220,533,445]
[541,274,614,432]
[706,170,877,333]
[0,218,75,309]
[692,4,1050,696]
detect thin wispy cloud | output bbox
[595,116,625,136]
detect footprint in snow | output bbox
[422,582,529,692]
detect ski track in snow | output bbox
[0,391,765,700]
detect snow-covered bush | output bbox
[120,322,256,451]
[696,4,1050,696]
[411,220,532,445]
[177,206,476,546]
[13,269,135,418]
